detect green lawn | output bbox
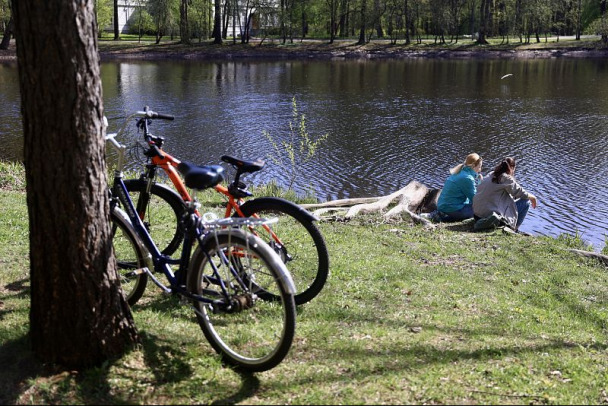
[1,161,608,404]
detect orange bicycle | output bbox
[122,107,329,305]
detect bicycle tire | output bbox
[187,229,296,372]
[237,197,330,305]
[111,208,149,306]
[123,178,186,256]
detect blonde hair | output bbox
[449,153,482,175]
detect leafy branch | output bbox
[264,96,329,193]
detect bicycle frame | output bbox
[107,129,260,307]
[140,140,286,247]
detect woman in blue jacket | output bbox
[426,153,483,222]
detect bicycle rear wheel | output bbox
[187,229,296,372]
[238,197,329,305]
[111,208,149,306]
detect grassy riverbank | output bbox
[2,162,608,404]
[95,35,608,61]
[2,35,607,62]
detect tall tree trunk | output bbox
[0,15,13,50]
[477,0,491,44]
[11,0,139,368]
[113,0,120,40]
[222,0,230,39]
[328,0,337,43]
[403,0,410,45]
[374,0,383,37]
[575,0,581,40]
[357,0,367,44]
[602,0,608,44]
[338,0,348,37]
[212,0,223,43]
[180,0,191,44]
[301,0,308,39]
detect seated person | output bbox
[472,157,537,231]
[424,153,483,222]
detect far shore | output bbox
[2,36,608,62]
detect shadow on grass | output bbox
[0,329,261,405]
[210,372,260,405]
[0,335,40,404]
[278,322,608,400]
[0,277,260,404]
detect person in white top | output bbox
[472,157,537,232]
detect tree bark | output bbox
[180,0,191,45]
[602,0,608,44]
[357,0,367,45]
[212,0,223,43]
[11,0,139,369]
[477,0,491,44]
[113,0,120,40]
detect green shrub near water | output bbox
[2,161,608,404]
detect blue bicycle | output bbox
[106,111,297,372]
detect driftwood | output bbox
[568,249,608,266]
[301,180,441,226]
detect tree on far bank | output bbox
[0,0,12,50]
[180,0,191,44]
[477,0,491,43]
[149,0,177,43]
[212,0,222,43]
[601,0,608,43]
[95,0,113,38]
[357,0,368,44]
[11,0,139,368]
[113,0,120,39]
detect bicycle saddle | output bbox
[177,162,225,190]
[221,155,265,174]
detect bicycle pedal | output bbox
[126,267,149,277]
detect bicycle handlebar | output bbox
[137,109,175,121]
[106,107,175,138]
[104,107,173,170]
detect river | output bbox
[1,57,607,250]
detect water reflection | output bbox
[2,57,607,250]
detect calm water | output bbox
[2,57,608,250]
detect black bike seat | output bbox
[177,162,224,190]
[221,155,265,174]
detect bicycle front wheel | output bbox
[123,179,186,256]
[238,197,330,305]
[111,208,149,306]
[187,229,296,372]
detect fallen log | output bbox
[302,180,441,226]
[345,181,430,218]
[300,196,383,209]
[568,249,608,266]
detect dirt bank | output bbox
[2,39,608,62]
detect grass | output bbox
[2,160,608,404]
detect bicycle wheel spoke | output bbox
[111,211,148,306]
[188,230,295,372]
[239,198,329,305]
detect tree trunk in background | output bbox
[212,0,223,43]
[477,0,490,44]
[113,0,120,39]
[357,0,367,44]
[374,0,383,37]
[180,0,191,44]
[602,0,608,44]
[11,0,139,368]
[0,15,13,50]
